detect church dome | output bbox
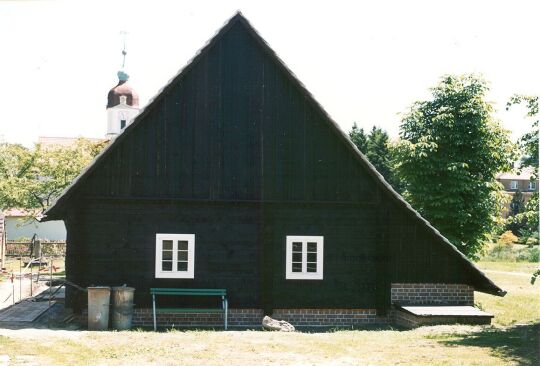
[107,71,139,108]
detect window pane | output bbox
[162,250,172,260]
[177,261,188,271]
[292,252,302,262]
[292,242,302,252]
[292,262,302,272]
[307,252,317,263]
[178,250,188,261]
[307,242,317,252]
[163,240,173,250]
[178,240,188,251]
[162,261,172,271]
[307,263,317,272]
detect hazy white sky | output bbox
[0,0,538,146]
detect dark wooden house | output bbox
[43,13,503,328]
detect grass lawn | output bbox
[476,261,538,274]
[475,261,539,327]
[0,261,537,365]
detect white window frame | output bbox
[528,181,536,190]
[510,180,518,190]
[285,236,324,280]
[155,234,195,279]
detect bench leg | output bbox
[224,298,228,331]
[152,294,157,331]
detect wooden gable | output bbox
[44,13,503,297]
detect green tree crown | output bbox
[396,74,517,258]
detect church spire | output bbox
[118,31,129,82]
[106,31,139,138]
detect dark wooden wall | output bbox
[62,19,483,311]
[78,21,375,204]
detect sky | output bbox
[0,0,538,147]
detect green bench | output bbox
[150,288,228,331]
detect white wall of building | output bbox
[106,99,139,137]
[5,217,66,241]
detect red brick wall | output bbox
[132,308,264,328]
[76,283,474,328]
[391,283,474,306]
[272,309,387,327]
[127,308,387,328]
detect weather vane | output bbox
[120,31,128,69]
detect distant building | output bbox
[2,208,66,241]
[106,70,140,138]
[496,167,538,217]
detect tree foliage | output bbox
[365,127,392,182]
[395,74,517,259]
[507,95,539,172]
[506,94,539,237]
[506,189,527,235]
[0,139,106,217]
[349,124,403,192]
[348,123,368,153]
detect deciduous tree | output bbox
[0,139,106,218]
[395,74,517,258]
[506,94,539,237]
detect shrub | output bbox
[498,231,518,246]
[484,243,514,261]
[516,247,540,262]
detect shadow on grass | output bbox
[438,323,539,365]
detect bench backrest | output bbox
[150,288,226,296]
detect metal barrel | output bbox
[111,286,135,330]
[87,286,111,330]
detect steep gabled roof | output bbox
[43,12,504,297]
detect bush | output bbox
[498,231,518,246]
[482,243,539,262]
[526,236,539,247]
[484,243,514,261]
[516,247,540,262]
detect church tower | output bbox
[106,41,139,138]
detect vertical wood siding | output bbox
[62,20,483,310]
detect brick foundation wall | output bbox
[132,308,264,328]
[391,283,474,306]
[77,308,387,328]
[273,309,387,326]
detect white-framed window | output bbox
[528,181,536,190]
[155,234,195,279]
[510,180,518,190]
[285,236,324,280]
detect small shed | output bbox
[43,13,503,328]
